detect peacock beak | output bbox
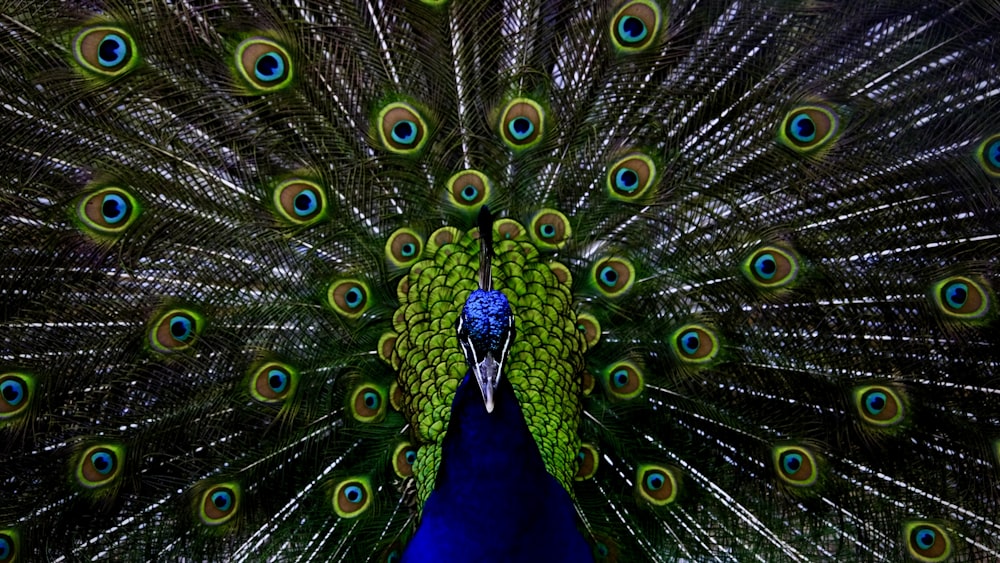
[473,354,501,413]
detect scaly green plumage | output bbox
[1,0,1000,561]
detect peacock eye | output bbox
[333,478,373,518]
[607,153,657,200]
[499,98,545,150]
[0,373,32,420]
[932,276,990,319]
[76,445,124,488]
[743,246,799,288]
[273,179,327,225]
[385,228,424,268]
[636,464,679,505]
[574,444,599,481]
[977,134,1000,176]
[448,170,490,210]
[602,362,643,399]
[199,483,241,526]
[575,313,602,350]
[610,1,662,52]
[0,530,17,563]
[393,443,418,477]
[350,384,387,423]
[328,279,371,318]
[235,38,293,93]
[530,209,571,250]
[778,105,839,153]
[378,102,429,154]
[249,362,298,403]
[590,257,635,297]
[77,187,141,236]
[73,26,139,77]
[854,385,905,427]
[773,445,818,487]
[670,325,719,364]
[149,308,203,353]
[903,522,952,562]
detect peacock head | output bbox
[457,288,514,414]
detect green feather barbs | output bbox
[72,26,139,78]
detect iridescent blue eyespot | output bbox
[773,445,818,487]
[781,453,802,474]
[789,114,816,143]
[235,38,293,93]
[637,465,679,505]
[170,315,194,342]
[615,168,640,192]
[932,276,990,319]
[779,105,838,152]
[0,380,24,407]
[904,522,951,562]
[328,279,371,318]
[98,33,127,67]
[199,483,240,526]
[978,134,1000,176]
[611,369,630,388]
[600,267,618,286]
[333,478,373,517]
[461,185,479,201]
[211,490,233,511]
[508,117,534,141]
[753,253,777,279]
[150,308,202,353]
[73,27,138,77]
[610,1,661,52]
[90,451,114,475]
[363,391,380,409]
[391,120,418,145]
[293,189,318,216]
[77,444,124,488]
[865,392,886,415]
[267,369,289,393]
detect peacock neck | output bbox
[403,372,593,562]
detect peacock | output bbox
[1,0,999,560]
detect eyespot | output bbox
[590,257,635,297]
[932,276,990,319]
[602,362,643,399]
[0,530,18,563]
[773,445,818,487]
[446,170,492,209]
[0,372,33,421]
[575,313,602,350]
[853,385,905,427]
[328,279,371,318]
[350,383,387,423]
[529,209,571,250]
[199,483,241,526]
[903,522,952,562]
[495,219,525,241]
[76,444,124,488]
[670,324,719,364]
[332,477,372,518]
[378,102,430,155]
[636,464,679,506]
[778,105,839,153]
[272,179,326,225]
[249,362,298,404]
[610,1,663,53]
[607,153,657,200]
[73,26,139,77]
[235,37,293,93]
[742,246,799,289]
[977,134,1000,177]
[499,98,544,150]
[76,187,140,237]
[393,442,418,478]
[575,443,599,481]
[149,308,203,354]
[385,229,424,268]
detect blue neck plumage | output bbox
[402,367,593,562]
